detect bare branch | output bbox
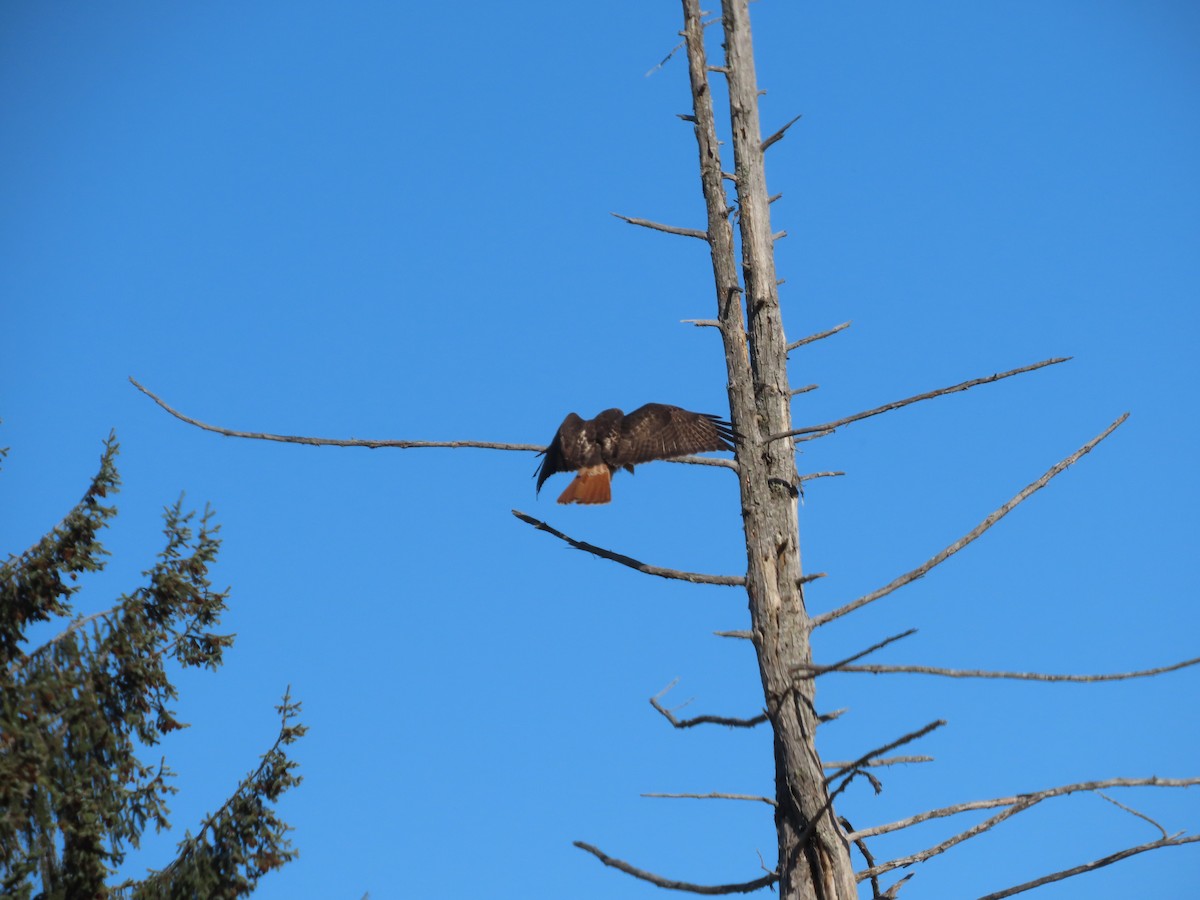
[881,874,915,899]
[573,841,778,894]
[857,798,1041,881]
[848,776,1200,841]
[793,629,917,679]
[132,378,737,474]
[798,470,844,482]
[612,212,708,240]
[974,834,1200,900]
[789,383,818,396]
[642,792,776,807]
[794,655,1200,682]
[772,357,1070,442]
[761,114,801,151]
[646,40,687,77]
[671,454,740,471]
[714,629,752,640]
[824,720,946,786]
[651,679,768,729]
[786,320,851,352]
[818,708,848,723]
[511,511,744,586]
[812,413,1129,627]
[682,318,722,328]
[130,378,543,453]
[822,755,934,770]
[1097,792,1168,840]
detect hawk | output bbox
[535,403,736,505]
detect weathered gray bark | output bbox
[681,1,859,897]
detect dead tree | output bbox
[131,1,1197,896]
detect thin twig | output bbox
[974,834,1200,900]
[573,841,779,895]
[511,511,744,586]
[793,655,1200,682]
[772,357,1070,442]
[797,470,844,482]
[713,629,752,640]
[646,40,686,77]
[130,378,542,452]
[612,212,708,240]
[651,679,768,729]
[1097,792,1168,839]
[793,629,917,679]
[812,414,1129,627]
[822,756,933,770]
[789,383,818,396]
[824,720,946,786]
[881,874,915,899]
[786,320,850,352]
[641,792,776,807]
[760,114,801,151]
[682,319,722,328]
[848,776,1200,841]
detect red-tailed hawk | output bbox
[535,403,736,505]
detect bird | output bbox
[535,403,737,505]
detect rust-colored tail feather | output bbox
[557,466,612,505]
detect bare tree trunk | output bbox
[683,2,859,897]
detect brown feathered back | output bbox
[535,403,736,503]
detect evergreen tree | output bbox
[0,434,303,898]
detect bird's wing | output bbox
[615,403,736,466]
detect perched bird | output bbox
[535,403,736,505]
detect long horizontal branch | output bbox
[812,413,1129,627]
[131,377,737,471]
[611,212,708,240]
[793,655,1200,682]
[848,776,1200,841]
[975,834,1200,900]
[511,511,744,586]
[772,357,1070,442]
[573,841,778,894]
[130,378,542,452]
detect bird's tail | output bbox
[557,465,612,505]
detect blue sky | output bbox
[2,2,1197,897]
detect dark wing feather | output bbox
[614,403,736,467]
[535,412,585,494]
